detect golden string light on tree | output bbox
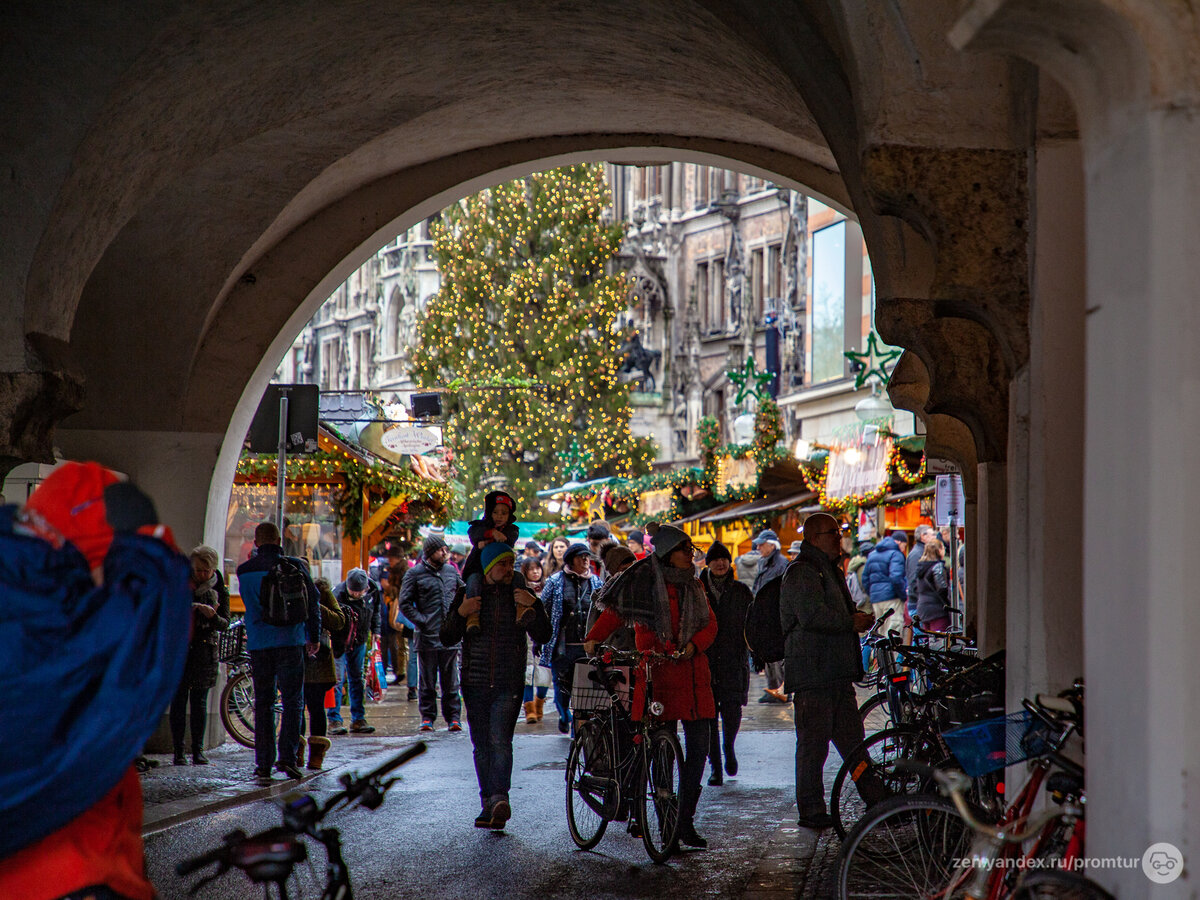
[410,163,654,516]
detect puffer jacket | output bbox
[440,580,551,689]
[914,559,951,626]
[399,558,465,649]
[700,568,752,703]
[861,537,906,605]
[780,541,863,692]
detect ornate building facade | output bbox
[276,165,914,462]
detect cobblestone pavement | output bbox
[141,674,871,897]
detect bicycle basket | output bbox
[942,710,1059,776]
[218,624,246,663]
[569,660,632,714]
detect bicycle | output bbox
[177,741,427,899]
[835,685,1107,899]
[218,621,256,748]
[565,649,685,863]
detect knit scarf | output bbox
[601,554,709,649]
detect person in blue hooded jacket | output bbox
[0,461,190,900]
[860,533,907,632]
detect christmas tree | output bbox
[410,164,656,516]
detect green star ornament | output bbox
[727,356,775,405]
[844,331,902,390]
[563,438,594,482]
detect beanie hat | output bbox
[602,545,637,573]
[346,569,369,592]
[627,529,645,545]
[647,522,689,560]
[482,541,515,575]
[705,541,732,564]
[563,542,592,564]
[23,461,121,570]
[423,533,448,557]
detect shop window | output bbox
[225,482,343,593]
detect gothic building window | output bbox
[694,164,708,208]
[695,262,709,328]
[709,259,725,331]
[750,247,764,319]
[321,337,341,388]
[767,242,782,312]
[810,221,847,383]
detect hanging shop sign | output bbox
[715,455,758,495]
[639,488,674,518]
[825,438,892,503]
[381,426,438,456]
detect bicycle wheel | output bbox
[640,728,682,863]
[858,691,894,735]
[220,668,255,748]
[1011,871,1116,899]
[831,726,941,840]
[565,719,611,850]
[836,793,974,899]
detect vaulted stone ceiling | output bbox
[3,0,1040,477]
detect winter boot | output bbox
[534,696,546,722]
[524,701,537,724]
[307,736,331,770]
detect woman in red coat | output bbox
[586,522,717,849]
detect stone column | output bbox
[975,460,1006,655]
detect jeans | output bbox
[461,685,523,812]
[551,645,585,727]
[250,645,305,772]
[707,695,742,775]
[417,647,461,723]
[792,682,884,817]
[328,642,368,723]
[765,660,785,691]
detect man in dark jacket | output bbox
[237,521,322,780]
[401,533,466,732]
[700,541,753,786]
[861,533,907,634]
[780,514,881,829]
[331,567,382,734]
[752,529,790,703]
[442,543,551,830]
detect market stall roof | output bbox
[669,499,749,526]
[700,490,816,524]
[882,483,935,505]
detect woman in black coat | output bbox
[170,545,230,765]
[700,542,753,786]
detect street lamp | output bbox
[854,386,894,421]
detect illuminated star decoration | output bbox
[727,356,775,405]
[844,331,903,390]
[563,438,594,481]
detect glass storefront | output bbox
[225,481,343,593]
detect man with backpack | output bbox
[780,513,882,829]
[330,568,382,734]
[236,521,321,781]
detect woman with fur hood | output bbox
[584,522,717,850]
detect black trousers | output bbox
[169,681,210,752]
[417,647,461,723]
[676,718,710,824]
[303,681,334,737]
[792,682,884,817]
[707,695,743,774]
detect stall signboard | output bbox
[716,455,758,495]
[826,438,892,502]
[639,488,674,518]
[381,426,438,455]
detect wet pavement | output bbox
[140,674,854,898]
